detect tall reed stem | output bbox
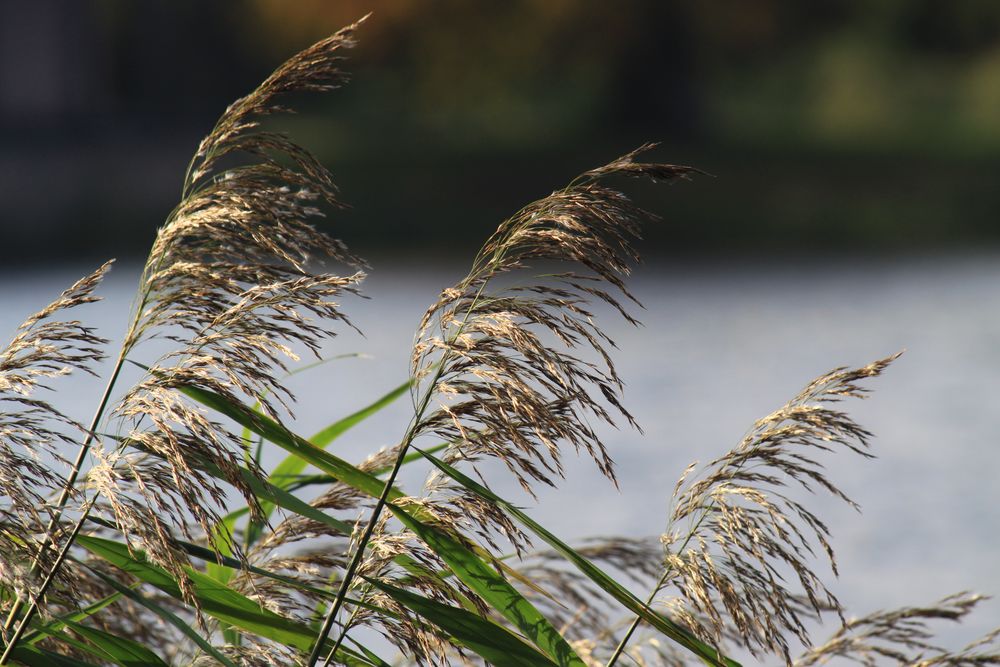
[605,570,671,667]
[307,367,445,667]
[606,495,724,666]
[308,279,490,666]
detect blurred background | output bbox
[2,0,999,655]
[5,0,1000,261]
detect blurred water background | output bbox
[2,0,1000,654]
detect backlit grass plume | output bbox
[306,148,702,664]
[1,17,997,667]
[93,16,368,591]
[656,356,898,663]
[794,593,1000,666]
[0,264,109,610]
[412,146,700,506]
[0,264,109,523]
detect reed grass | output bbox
[1,17,997,667]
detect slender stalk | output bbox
[308,278,491,666]
[318,580,367,665]
[307,372,443,667]
[605,569,671,667]
[606,496,720,667]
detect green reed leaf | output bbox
[365,577,560,667]
[310,379,412,449]
[59,619,169,667]
[247,378,412,546]
[6,645,102,667]
[177,384,400,502]
[76,536,358,660]
[388,501,586,666]
[83,564,238,667]
[23,592,124,645]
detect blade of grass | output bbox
[204,507,249,583]
[77,536,377,666]
[58,619,169,667]
[176,385,546,598]
[83,564,238,667]
[13,619,120,666]
[238,353,363,456]
[78,535,322,651]
[247,378,412,546]
[387,501,586,666]
[344,637,394,667]
[276,442,451,492]
[5,644,102,667]
[309,379,412,448]
[364,577,560,667]
[22,592,124,645]
[176,383,398,501]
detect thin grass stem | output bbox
[605,492,721,667]
[308,372,443,667]
[308,280,492,666]
[605,570,671,667]
[0,493,95,664]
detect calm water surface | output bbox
[2,254,998,649]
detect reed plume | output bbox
[413,144,700,516]
[657,355,898,663]
[0,263,110,614]
[88,18,368,598]
[310,146,703,663]
[2,19,369,656]
[795,593,1000,666]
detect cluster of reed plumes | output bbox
[1,17,997,667]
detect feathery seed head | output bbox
[660,354,901,664]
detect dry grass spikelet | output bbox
[412,146,700,544]
[0,263,110,613]
[0,263,110,515]
[514,537,663,641]
[794,592,1000,666]
[190,641,306,667]
[187,17,366,193]
[659,354,899,664]
[571,634,691,667]
[87,19,370,588]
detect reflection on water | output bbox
[2,254,998,646]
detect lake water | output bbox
[2,253,998,653]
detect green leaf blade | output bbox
[60,619,169,667]
[365,577,559,667]
[387,502,586,666]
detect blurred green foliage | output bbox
[231,0,1000,154]
[6,0,1000,260]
